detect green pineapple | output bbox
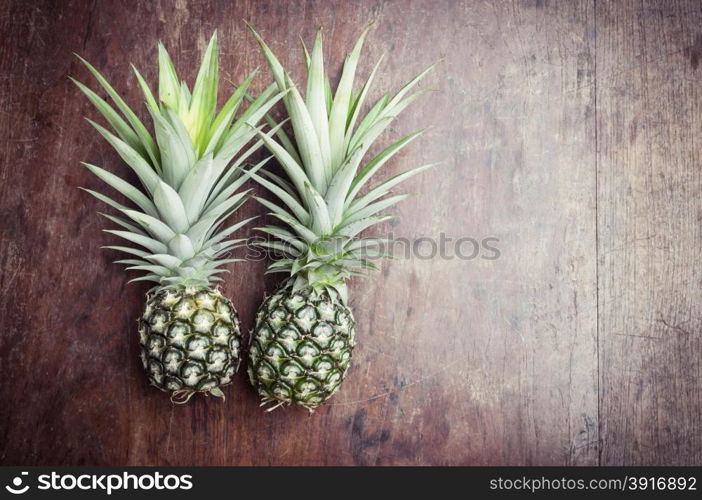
[246,26,435,411]
[74,32,282,403]
[138,287,240,402]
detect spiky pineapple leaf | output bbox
[76,54,160,167]
[166,234,196,261]
[204,68,256,156]
[345,54,384,147]
[328,26,369,171]
[348,163,438,214]
[105,229,168,254]
[102,245,149,258]
[145,254,182,268]
[342,194,409,225]
[244,169,309,224]
[157,42,181,111]
[87,119,160,195]
[247,25,433,289]
[305,30,331,178]
[346,130,425,204]
[71,78,143,155]
[153,181,189,233]
[285,77,327,192]
[78,31,319,288]
[120,209,176,243]
[188,33,219,144]
[82,162,158,217]
[149,109,193,188]
[99,213,146,236]
[131,64,160,115]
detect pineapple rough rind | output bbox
[248,285,355,411]
[139,287,241,398]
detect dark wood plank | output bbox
[0,0,597,466]
[596,0,702,465]
[0,0,132,466]
[328,0,599,465]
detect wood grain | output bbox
[596,0,702,465]
[0,0,698,466]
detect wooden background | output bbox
[1,0,700,466]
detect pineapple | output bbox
[246,26,435,411]
[74,32,283,403]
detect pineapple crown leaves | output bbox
[246,24,437,293]
[74,32,284,288]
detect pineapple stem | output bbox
[170,389,196,405]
